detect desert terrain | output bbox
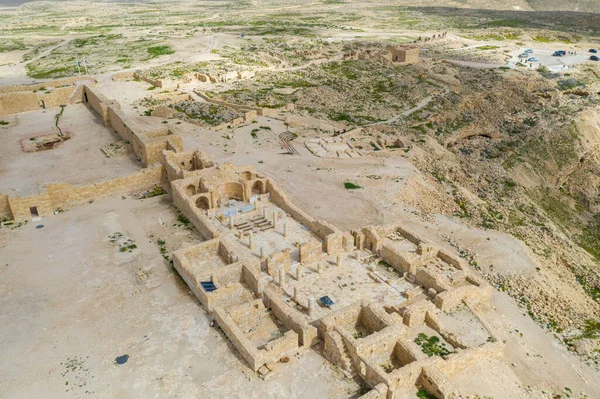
[1,1,600,398]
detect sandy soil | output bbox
[0,194,359,398]
[0,103,142,196]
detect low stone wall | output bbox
[299,239,323,265]
[6,166,164,221]
[85,86,115,126]
[0,195,11,219]
[213,306,264,371]
[434,284,491,312]
[266,179,338,240]
[47,165,164,209]
[264,285,318,347]
[214,304,299,371]
[266,249,290,278]
[381,243,417,275]
[0,76,93,94]
[0,86,82,116]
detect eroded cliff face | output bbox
[386,64,600,362]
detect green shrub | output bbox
[344,182,362,189]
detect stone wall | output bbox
[381,243,416,275]
[0,195,11,219]
[6,166,164,222]
[0,76,93,94]
[46,165,164,209]
[299,239,323,265]
[266,249,291,278]
[83,85,114,126]
[213,306,264,371]
[266,179,338,240]
[264,286,318,347]
[171,182,220,239]
[0,86,81,116]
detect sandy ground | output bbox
[0,103,142,196]
[0,194,359,399]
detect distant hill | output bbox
[527,0,600,13]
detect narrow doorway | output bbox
[84,91,88,102]
[39,100,45,109]
[29,206,40,221]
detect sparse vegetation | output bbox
[415,333,453,357]
[344,182,362,190]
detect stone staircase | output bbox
[328,330,357,375]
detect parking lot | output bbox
[508,48,596,71]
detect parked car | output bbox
[589,49,598,53]
[528,57,539,62]
[591,55,600,61]
[525,48,533,53]
[519,52,529,58]
[553,50,566,56]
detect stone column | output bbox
[294,287,298,301]
[260,246,265,259]
[273,211,278,228]
[283,222,288,238]
[318,263,323,274]
[279,268,286,290]
[229,216,234,229]
[249,231,254,249]
[336,255,342,267]
[355,250,360,260]
[308,298,314,317]
[296,265,302,281]
[263,208,267,218]
[238,230,243,239]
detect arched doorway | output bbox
[186,184,196,196]
[196,196,210,210]
[251,180,264,195]
[217,182,244,205]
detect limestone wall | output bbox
[325,232,354,254]
[319,301,363,337]
[420,365,456,399]
[171,182,220,239]
[356,383,387,399]
[266,179,338,239]
[0,76,93,94]
[0,195,11,218]
[381,243,416,275]
[46,165,164,209]
[299,239,323,265]
[213,306,264,371]
[266,249,290,279]
[437,341,505,376]
[171,182,219,239]
[264,285,318,347]
[7,192,54,221]
[0,86,79,116]
[6,166,164,222]
[434,284,491,312]
[415,268,451,294]
[83,85,114,126]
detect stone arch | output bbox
[251,180,264,195]
[217,182,244,205]
[185,184,196,196]
[196,196,210,210]
[240,171,253,181]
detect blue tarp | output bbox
[319,296,334,308]
[201,281,217,292]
